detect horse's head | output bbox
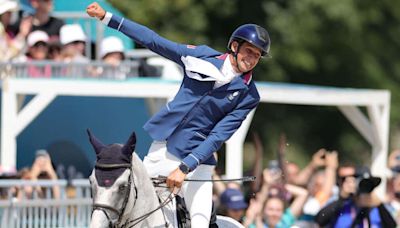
[88,129,137,228]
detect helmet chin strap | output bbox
[233,42,246,73]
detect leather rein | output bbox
[92,163,255,228]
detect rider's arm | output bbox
[101,12,214,66]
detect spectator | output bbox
[244,184,308,228]
[59,24,88,63]
[291,149,326,186]
[97,36,128,79]
[297,150,338,227]
[218,188,248,223]
[29,149,60,199]
[47,41,62,61]
[243,167,308,227]
[14,167,34,199]
[58,24,88,77]
[286,161,300,185]
[29,0,64,42]
[0,0,32,61]
[18,30,52,77]
[315,166,396,227]
[388,149,400,173]
[26,30,49,60]
[100,36,125,63]
[387,172,400,225]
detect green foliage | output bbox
[107,0,400,166]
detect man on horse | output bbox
[87,2,270,227]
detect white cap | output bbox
[27,30,49,47]
[60,24,86,45]
[100,36,124,58]
[0,0,18,15]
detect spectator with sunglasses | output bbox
[315,165,396,228]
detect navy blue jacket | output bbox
[106,14,260,171]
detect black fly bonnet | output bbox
[88,129,135,187]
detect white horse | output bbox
[88,130,244,228]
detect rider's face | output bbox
[231,41,262,73]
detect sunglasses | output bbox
[338,174,357,182]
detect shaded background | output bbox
[106,0,400,168]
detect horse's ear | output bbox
[87,129,105,155]
[122,131,136,156]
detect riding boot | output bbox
[176,196,191,228]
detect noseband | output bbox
[92,162,136,228]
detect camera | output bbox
[355,167,381,194]
[268,160,281,175]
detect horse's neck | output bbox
[122,153,167,227]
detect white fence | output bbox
[0,61,140,80]
[0,179,92,228]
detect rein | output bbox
[92,163,256,227]
[152,175,256,186]
[122,191,176,228]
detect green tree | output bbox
[108,0,400,166]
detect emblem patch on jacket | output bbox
[228,91,240,100]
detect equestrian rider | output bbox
[87,2,270,227]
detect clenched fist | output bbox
[86,2,106,20]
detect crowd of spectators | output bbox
[213,149,399,227]
[2,147,398,227]
[0,0,140,79]
[0,148,84,201]
[1,0,399,227]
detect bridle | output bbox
[91,162,172,228]
[91,162,136,228]
[91,162,256,228]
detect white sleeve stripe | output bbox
[189,154,200,165]
[117,18,124,31]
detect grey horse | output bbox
[88,130,244,228]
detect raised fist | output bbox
[86,2,106,20]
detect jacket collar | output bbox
[213,74,248,91]
[210,53,253,90]
[215,53,253,86]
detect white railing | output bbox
[0,61,140,80]
[0,179,92,228]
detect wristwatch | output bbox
[179,163,190,174]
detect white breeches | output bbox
[143,141,214,228]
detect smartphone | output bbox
[268,160,281,174]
